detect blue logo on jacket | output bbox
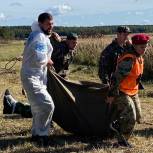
[35,42,47,52]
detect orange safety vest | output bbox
[117,53,144,96]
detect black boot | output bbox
[31,135,49,147]
[110,119,133,148]
[3,89,16,114]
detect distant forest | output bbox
[0,25,153,40]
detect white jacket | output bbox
[21,21,53,86]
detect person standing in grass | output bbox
[98,26,146,124]
[108,34,150,142]
[98,26,132,85]
[20,12,55,146]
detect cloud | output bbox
[46,4,72,16]
[135,11,144,15]
[124,20,130,24]
[133,0,142,2]
[127,11,131,15]
[99,22,105,26]
[9,2,22,7]
[142,19,151,24]
[0,13,6,21]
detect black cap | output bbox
[67,33,78,40]
[117,26,131,33]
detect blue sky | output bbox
[1,0,153,26]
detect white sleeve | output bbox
[33,34,48,66]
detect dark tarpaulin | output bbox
[47,70,113,137]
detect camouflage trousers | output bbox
[110,93,141,137]
[131,94,142,123]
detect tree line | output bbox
[0,25,153,40]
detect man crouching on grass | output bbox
[20,12,55,147]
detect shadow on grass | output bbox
[0,134,112,152]
[50,134,112,153]
[134,128,153,138]
[3,114,25,119]
[0,136,30,150]
[53,134,110,145]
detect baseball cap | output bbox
[67,33,78,40]
[117,26,131,33]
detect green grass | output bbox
[0,40,153,153]
[0,41,24,61]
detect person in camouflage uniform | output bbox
[108,34,150,141]
[98,26,132,85]
[98,26,145,124]
[50,32,78,78]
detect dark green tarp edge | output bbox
[47,70,113,137]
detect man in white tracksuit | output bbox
[20,12,55,146]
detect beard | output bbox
[41,27,52,35]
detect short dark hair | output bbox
[38,12,53,23]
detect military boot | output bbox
[110,119,133,148]
[3,89,17,114]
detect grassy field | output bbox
[0,39,153,153]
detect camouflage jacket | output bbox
[108,48,142,97]
[98,39,132,84]
[51,41,75,77]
